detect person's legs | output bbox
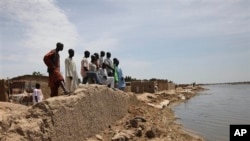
[87,73,94,84]
[93,73,101,84]
[106,77,114,88]
[50,87,58,97]
[65,77,71,91]
[102,77,114,88]
[82,76,88,84]
[52,69,69,94]
[59,81,70,94]
[87,72,102,84]
[119,87,125,91]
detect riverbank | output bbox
[87,85,206,141]
[0,85,205,141]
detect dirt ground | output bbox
[86,86,206,141]
[0,84,206,141]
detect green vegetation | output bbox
[32,71,43,76]
[124,76,169,82]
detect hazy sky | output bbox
[0,0,249,84]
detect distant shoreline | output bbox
[199,81,250,85]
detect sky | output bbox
[0,0,250,84]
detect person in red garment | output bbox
[43,42,69,97]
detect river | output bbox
[173,84,250,141]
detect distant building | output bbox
[0,75,49,102]
[130,80,175,93]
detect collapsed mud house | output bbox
[0,75,49,104]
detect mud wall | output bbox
[0,79,9,102]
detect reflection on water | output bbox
[173,84,250,141]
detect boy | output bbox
[33,83,43,105]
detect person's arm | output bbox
[83,60,89,71]
[99,69,107,80]
[103,69,108,79]
[84,67,88,71]
[43,50,56,71]
[104,59,114,71]
[105,63,114,71]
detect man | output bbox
[65,49,78,92]
[104,52,113,76]
[113,58,119,87]
[87,55,102,84]
[43,42,69,97]
[98,63,114,88]
[81,50,90,84]
[113,58,126,90]
[94,52,100,70]
[99,51,105,67]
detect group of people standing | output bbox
[43,42,126,98]
[80,50,126,90]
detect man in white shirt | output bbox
[65,49,78,92]
[98,63,114,88]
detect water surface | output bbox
[173,84,250,141]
